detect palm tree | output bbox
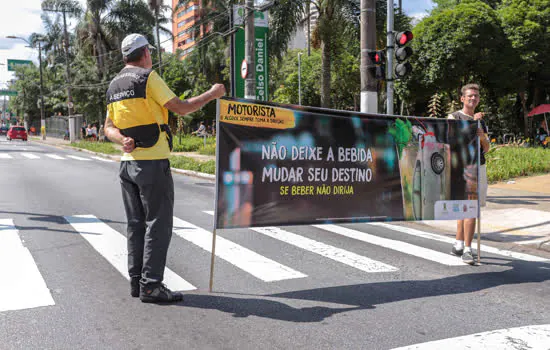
[270,0,359,107]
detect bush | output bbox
[198,143,216,156]
[173,134,216,152]
[486,146,550,183]
[70,141,120,154]
[169,155,215,174]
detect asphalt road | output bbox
[1,137,549,350]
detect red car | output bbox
[7,126,28,141]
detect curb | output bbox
[30,138,216,181]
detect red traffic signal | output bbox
[395,31,413,47]
[368,50,385,65]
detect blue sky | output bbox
[0,0,435,86]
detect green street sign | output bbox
[7,59,33,72]
[0,89,18,96]
[233,6,269,101]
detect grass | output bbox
[70,141,120,154]
[197,143,216,156]
[169,155,216,175]
[173,134,216,152]
[486,146,550,183]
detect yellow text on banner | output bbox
[219,100,295,129]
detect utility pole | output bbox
[298,53,302,105]
[386,0,395,115]
[244,0,256,99]
[38,41,46,140]
[307,1,311,56]
[360,0,377,113]
[44,7,76,141]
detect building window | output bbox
[176,5,198,18]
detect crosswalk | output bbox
[0,152,114,162]
[1,211,549,313]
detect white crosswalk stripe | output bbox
[0,153,13,159]
[314,224,468,266]
[391,324,550,350]
[202,211,397,273]
[91,156,114,162]
[21,152,40,159]
[45,154,66,160]
[370,223,550,263]
[65,215,196,292]
[173,216,307,282]
[0,219,55,312]
[66,155,91,161]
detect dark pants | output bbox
[119,159,174,286]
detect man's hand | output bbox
[474,112,484,120]
[122,137,135,153]
[208,84,226,99]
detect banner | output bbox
[215,97,481,229]
[233,6,269,101]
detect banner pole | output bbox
[210,98,221,292]
[477,119,481,264]
[209,228,217,292]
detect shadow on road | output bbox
[177,260,549,323]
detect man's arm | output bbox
[164,84,225,116]
[104,115,135,153]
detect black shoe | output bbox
[130,276,140,298]
[451,246,463,256]
[140,284,183,303]
[462,251,475,265]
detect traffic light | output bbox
[368,50,386,80]
[394,31,413,79]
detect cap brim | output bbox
[148,44,156,50]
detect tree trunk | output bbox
[320,39,331,108]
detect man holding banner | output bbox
[104,33,225,303]
[447,83,490,265]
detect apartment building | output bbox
[172,0,200,58]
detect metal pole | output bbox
[298,53,302,105]
[307,1,311,56]
[61,11,75,142]
[244,0,256,99]
[477,120,481,264]
[38,41,46,140]
[230,6,236,97]
[360,0,377,113]
[386,0,395,115]
[155,7,163,76]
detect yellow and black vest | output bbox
[106,66,173,157]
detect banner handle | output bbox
[209,228,217,292]
[477,119,482,264]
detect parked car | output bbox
[6,126,27,141]
[0,126,8,136]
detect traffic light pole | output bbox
[360,0,377,113]
[386,0,395,115]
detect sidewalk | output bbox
[31,137,550,252]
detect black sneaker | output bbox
[451,246,463,256]
[462,251,475,265]
[140,284,184,303]
[130,276,140,298]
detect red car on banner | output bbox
[6,126,28,141]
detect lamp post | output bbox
[6,35,47,139]
[298,53,303,105]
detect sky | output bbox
[0,0,435,88]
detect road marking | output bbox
[391,324,550,350]
[173,216,306,282]
[314,224,466,266]
[91,156,114,162]
[21,152,40,159]
[203,211,397,273]
[66,155,91,161]
[0,219,55,312]
[45,154,65,160]
[65,215,195,292]
[252,226,398,273]
[0,153,13,159]
[371,223,550,263]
